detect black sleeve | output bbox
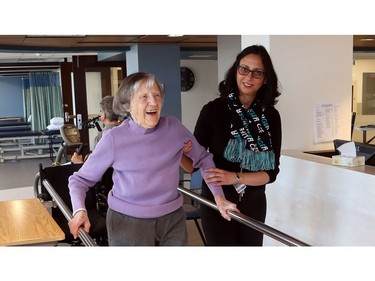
[193,102,214,150]
[265,108,282,183]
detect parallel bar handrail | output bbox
[178,185,310,247]
[34,172,40,199]
[39,178,309,246]
[42,179,97,247]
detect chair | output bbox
[38,163,108,246]
[181,170,207,246]
[351,112,356,140]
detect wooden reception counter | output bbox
[0,198,65,246]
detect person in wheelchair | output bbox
[71,95,121,164]
[68,72,238,246]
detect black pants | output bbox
[201,186,266,246]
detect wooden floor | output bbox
[0,157,205,246]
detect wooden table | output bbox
[0,198,65,246]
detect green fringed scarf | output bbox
[224,93,275,171]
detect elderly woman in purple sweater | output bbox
[68,72,238,246]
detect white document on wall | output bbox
[313,101,341,143]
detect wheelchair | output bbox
[37,163,111,246]
[35,121,111,246]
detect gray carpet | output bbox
[0,158,53,190]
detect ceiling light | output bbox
[189,55,213,58]
[360,38,375,41]
[27,35,85,38]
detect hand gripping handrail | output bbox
[178,185,310,247]
[42,179,97,247]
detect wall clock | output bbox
[180,67,195,91]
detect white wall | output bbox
[270,35,353,151]
[180,60,218,133]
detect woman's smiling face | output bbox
[129,80,163,129]
[236,54,266,98]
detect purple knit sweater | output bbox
[68,116,224,218]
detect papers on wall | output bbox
[313,101,341,144]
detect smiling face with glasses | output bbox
[237,65,265,79]
[236,54,267,107]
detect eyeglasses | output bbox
[237,65,265,79]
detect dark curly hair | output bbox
[219,45,281,109]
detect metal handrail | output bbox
[37,175,309,246]
[42,179,97,247]
[34,172,40,199]
[178,185,310,247]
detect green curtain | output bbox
[26,72,63,131]
[22,78,31,121]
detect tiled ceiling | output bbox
[352,35,375,59]
[353,35,375,49]
[0,35,218,63]
[1,35,374,77]
[0,35,373,62]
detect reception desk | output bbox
[264,150,375,246]
[0,198,65,246]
